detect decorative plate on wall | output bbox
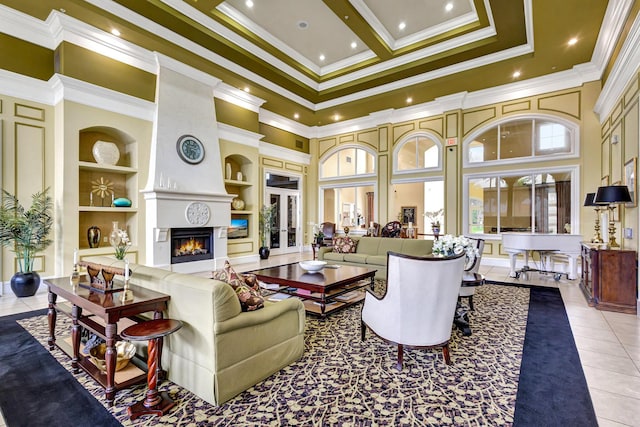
[176,135,205,164]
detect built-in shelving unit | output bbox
[224,154,256,257]
[77,128,139,262]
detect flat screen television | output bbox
[228,218,249,239]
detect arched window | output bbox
[320,146,375,179]
[394,133,441,172]
[464,116,577,165]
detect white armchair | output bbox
[458,237,485,310]
[361,251,466,370]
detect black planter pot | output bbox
[10,271,41,297]
[259,246,270,260]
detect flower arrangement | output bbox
[312,223,325,241]
[432,234,478,260]
[424,209,444,227]
[110,228,132,260]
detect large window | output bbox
[321,185,376,230]
[466,169,575,235]
[320,147,375,178]
[319,146,377,230]
[465,117,576,165]
[394,134,441,172]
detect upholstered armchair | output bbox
[320,222,336,246]
[458,237,485,310]
[381,221,402,238]
[361,251,465,370]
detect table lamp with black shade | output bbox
[583,192,604,243]
[594,185,632,248]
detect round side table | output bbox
[120,318,183,420]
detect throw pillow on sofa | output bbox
[333,236,358,253]
[212,261,264,311]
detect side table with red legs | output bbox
[120,318,183,420]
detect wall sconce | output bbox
[583,192,603,243]
[594,185,632,248]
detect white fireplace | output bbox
[142,53,233,273]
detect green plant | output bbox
[258,204,276,247]
[0,188,53,273]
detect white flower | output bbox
[433,234,479,260]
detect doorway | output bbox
[265,172,301,255]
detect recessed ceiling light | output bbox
[294,113,300,120]
[244,87,250,93]
[350,41,357,49]
[245,0,254,8]
[297,20,309,30]
[59,8,66,13]
[445,2,454,12]
[334,114,340,121]
[111,28,121,37]
[319,54,325,61]
[513,71,521,78]
[398,22,406,31]
[568,37,578,46]
[406,97,413,104]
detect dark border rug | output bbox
[0,283,597,426]
[513,285,597,426]
[0,309,122,427]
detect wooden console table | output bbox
[45,276,170,406]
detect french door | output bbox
[267,188,301,255]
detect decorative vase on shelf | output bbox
[92,141,120,166]
[236,171,243,181]
[231,197,245,210]
[225,163,232,180]
[87,225,101,248]
[109,221,120,247]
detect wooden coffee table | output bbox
[249,263,376,317]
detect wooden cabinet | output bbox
[580,244,637,314]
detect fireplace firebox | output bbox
[171,227,214,264]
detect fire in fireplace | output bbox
[171,227,214,264]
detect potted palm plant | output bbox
[0,188,53,297]
[258,204,276,259]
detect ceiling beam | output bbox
[321,0,393,60]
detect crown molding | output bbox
[50,75,155,121]
[214,82,266,113]
[217,123,264,148]
[259,141,311,165]
[594,1,640,121]
[0,4,54,48]
[0,69,54,105]
[259,110,312,138]
[590,0,634,74]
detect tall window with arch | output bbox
[319,147,377,230]
[463,115,578,236]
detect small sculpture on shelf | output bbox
[91,177,114,207]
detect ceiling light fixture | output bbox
[297,21,309,30]
[350,42,357,49]
[244,87,250,93]
[111,28,121,37]
[406,97,413,104]
[294,113,300,120]
[398,22,406,31]
[245,0,253,8]
[334,114,340,121]
[513,71,521,78]
[319,54,325,61]
[568,37,578,46]
[445,2,454,11]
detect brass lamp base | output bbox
[607,206,619,248]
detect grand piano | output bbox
[501,232,583,280]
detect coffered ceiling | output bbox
[1,0,613,127]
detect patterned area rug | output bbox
[20,283,531,426]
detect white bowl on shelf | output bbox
[299,260,327,273]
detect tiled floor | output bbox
[1,253,639,426]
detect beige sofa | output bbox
[318,236,434,279]
[84,256,305,406]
